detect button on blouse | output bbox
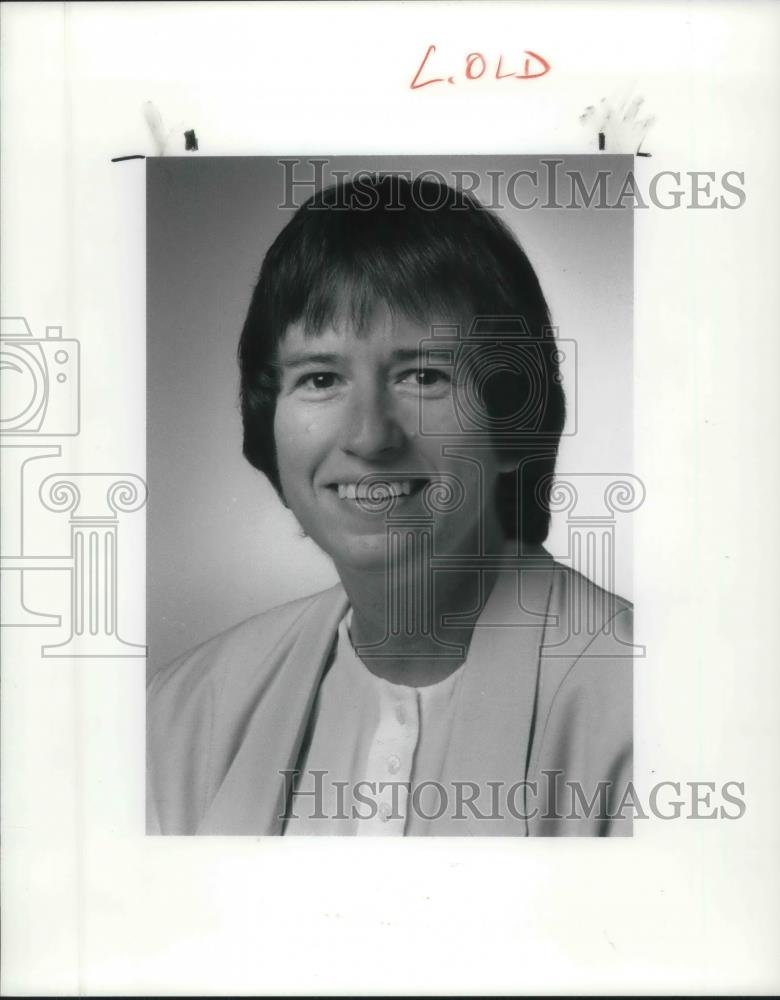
[283,610,465,836]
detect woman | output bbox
[147,175,633,837]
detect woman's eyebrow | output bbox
[390,348,425,364]
[278,351,343,369]
[277,347,441,369]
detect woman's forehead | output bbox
[278,315,457,361]
[277,307,462,356]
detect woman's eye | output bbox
[297,372,340,391]
[399,369,450,389]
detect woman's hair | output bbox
[238,173,566,544]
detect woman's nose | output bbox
[339,385,405,459]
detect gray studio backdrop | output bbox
[147,156,633,673]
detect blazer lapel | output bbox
[430,552,554,837]
[198,584,349,835]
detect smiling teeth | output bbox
[337,481,413,500]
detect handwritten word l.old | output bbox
[411,45,551,90]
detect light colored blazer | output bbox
[147,550,633,836]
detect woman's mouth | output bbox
[329,478,429,503]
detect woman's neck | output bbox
[336,530,509,687]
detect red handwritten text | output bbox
[410,45,551,90]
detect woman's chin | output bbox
[329,541,393,576]
[322,535,429,579]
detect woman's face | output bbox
[272,306,513,576]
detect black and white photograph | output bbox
[3,2,779,995]
[146,156,635,837]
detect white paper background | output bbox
[2,1,779,994]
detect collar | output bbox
[198,548,555,836]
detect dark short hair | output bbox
[238,173,566,544]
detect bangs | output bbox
[290,256,477,339]
[261,174,525,346]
